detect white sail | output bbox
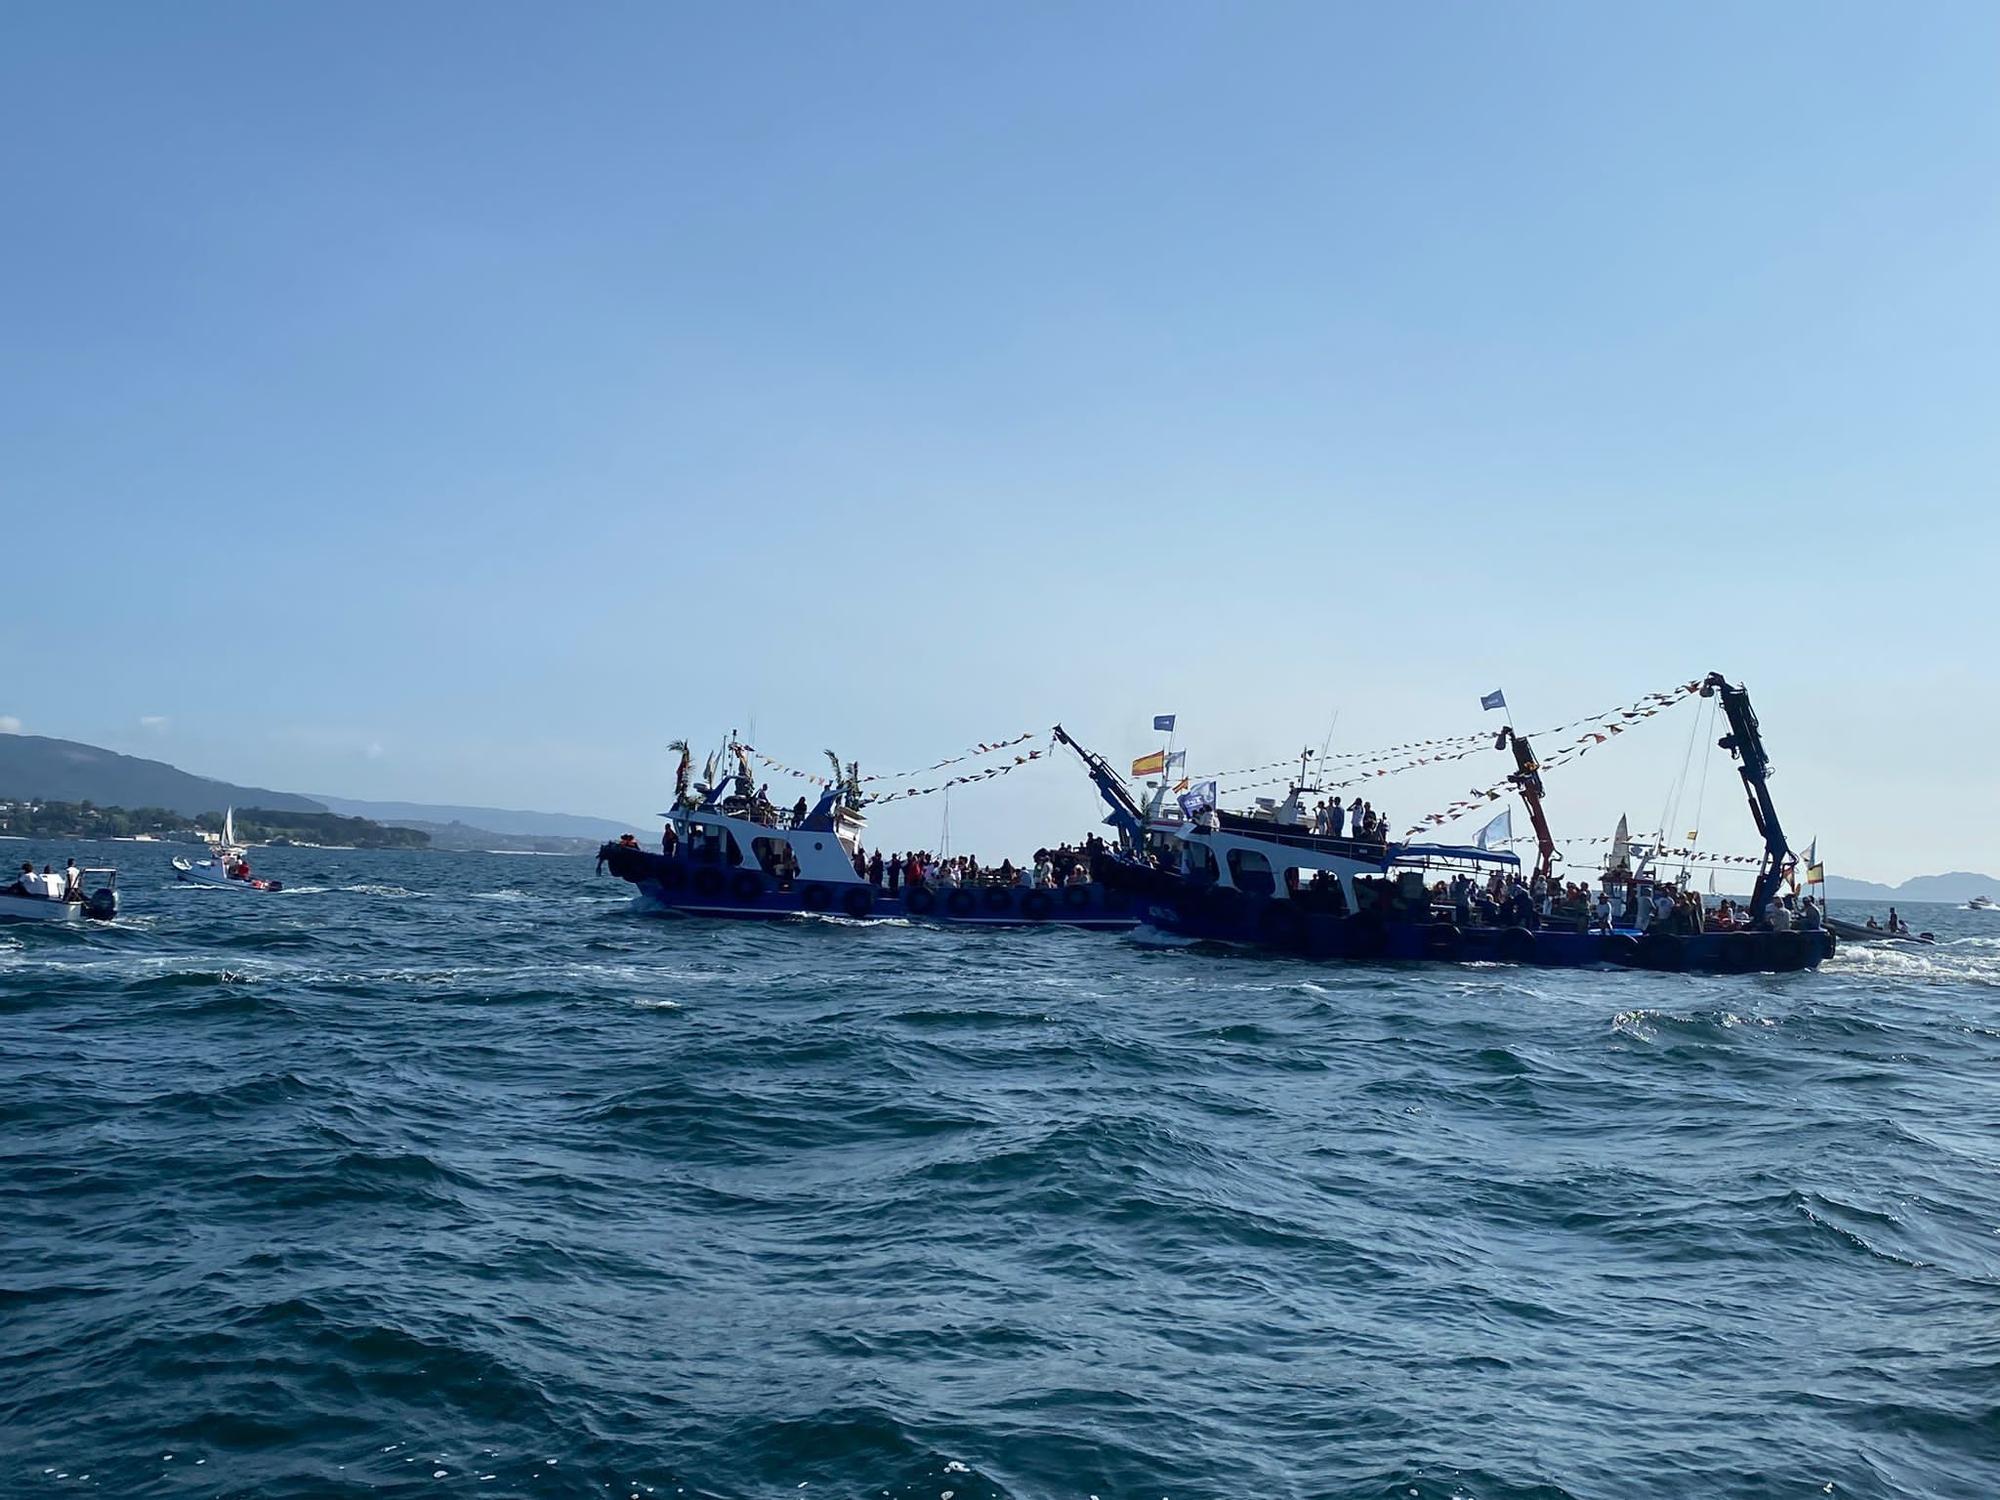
[1608,813,1630,871]
[223,807,235,847]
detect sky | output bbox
[3,2,1996,881]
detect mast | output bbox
[1702,671,1791,922]
[1495,729,1555,880]
[1052,724,1147,844]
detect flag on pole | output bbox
[1131,750,1167,777]
[1177,780,1217,818]
[1480,690,1507,713]
[1475,808,1512,849]
[1153,714,1176,732]
[1165,750,1186,776]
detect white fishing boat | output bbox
[0,864,118,923]
[1968,895,1996,911]
[171,809,284,892]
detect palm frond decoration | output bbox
[824,749,843,783]
[666,739,692,805]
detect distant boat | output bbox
[171,808,284,892]
[1970,895,1996,912]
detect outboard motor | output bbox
[85,885,119,921]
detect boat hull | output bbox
[0,892,85,923]
[597,844,1138,929]
[172,858,282,892]
[1098,859,1834,973]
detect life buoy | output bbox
[1639,930,1685,971]
[1425,922,1463,959]
[906,887,937,916]
[983,886,1012,912]
[842,887,873,920]
[799,883,832,912]
[1497,925,1538,965]
[946,889,977,918]
[1342,912,1388,959]
[1023,891,1055,921]
[1062,885,1090,910]
[692,867,724,899]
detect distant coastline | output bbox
[0,799,428,851]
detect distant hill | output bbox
[0,734,324,817]
[315,796,633,842]
[1824,871,1999,903]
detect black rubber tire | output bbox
[1715,933,1758,973]
[1767,930,1809,971]
[1342,912,1388,959]
[1639,930,1685,971]
[1023,891,1055,921]
[946,889,977,918]
[799,883,832,912]
[1497,925,1538,965]
[905,887,937,916]
[1425,922,1463,959]
[692,867,724,899]
[1603,933,1641,967]
[841,887,874,920]
[983,886,1012,912]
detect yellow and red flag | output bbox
[1131,750,1167,777]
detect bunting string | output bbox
[1401,679,1707,837]
[736,730,1044,790]
[1196,683,1707,801]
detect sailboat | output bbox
[171,808,284,892]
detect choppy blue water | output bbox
[3,841,1998,1500]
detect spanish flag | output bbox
[1131,750,1167,777]
[1806,862,1825,884]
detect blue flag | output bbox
[1153,714,1176,732]
[1480,690,1507,713]
[1178,780,1217,818]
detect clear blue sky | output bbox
[3,3,1995,880]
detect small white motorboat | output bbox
[172,809,284,892]
[1968,895,1996,911]
[0,865,118,923]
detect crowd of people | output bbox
[1306,796,1391,844]
[848,836,1106,895]
[1419,869,1825,935]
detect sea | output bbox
[3,840,1997,1500]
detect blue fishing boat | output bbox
[596,740,1138,929]
[1075,674,1835,974]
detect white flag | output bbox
[1475,809,1512,849]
